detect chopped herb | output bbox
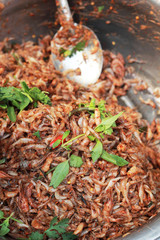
[0,81,52,122]
[29,231,44,240]
[98,5,104,13]
[33,130,41,139]
[59,40,86,58]
[95,111,123,134]
[69,99,107,119]
[87,135,96,141]
[0,158,6,164]
[138,126,147,132]
[69,107,93,117]
[0,211,23,237]
[28,217,77,240]
[62,130,70,143]
[7,106,16,122]
[12,52,23,66]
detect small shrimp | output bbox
[26,182,38,208]
[31,218,45,230]
[11,138,34,147]
[41,154,53,172]
[0,170,11,179]
[18,190,29,213]
[5,189,19,198]
[127,166,144,178]
[95,108,101,126]
[74,222,85,235]
[146,125,153,141]
[103,199,113,218]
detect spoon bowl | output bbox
[51,0,103,86]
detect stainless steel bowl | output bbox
[0,0,160,239]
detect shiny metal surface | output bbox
[0,0,160,239]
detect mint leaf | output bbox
[104,127,113,135]
[101,150,129,166]
[0,224,10,236]
[75,40,86,51]
[91,139,103,163]
[33,131,41,139]
[7,106,16,122]
[88,98,96,110]
[0,211,4,219]
[95,111,123,133]
[62,130,70,142]
[87,135,96,141]
[50,160,69,188]
[29,232,44,240]
[70,155,83,168]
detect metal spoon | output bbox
[51,0,103,86]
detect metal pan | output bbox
[0,0,160,239]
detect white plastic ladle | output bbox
[51,0,103,86]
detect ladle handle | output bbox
[56,0,73,24]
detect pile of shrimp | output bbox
[0,37,160,240]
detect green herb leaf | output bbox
[0,211,4,219]
[0,224,10,236]
[87,135,96,141]
[138,126,147,133]
[62,232,78,240]
[49,217,58,226]
[12,52,23,66]
[29,231,44,240]
[33,131,41,139]
[88,98,96,110]
[29,87,51,106]
[98,5,104,12]
[101,150,129,166]
[0,82,52,122]
[50,160,69,188]
[75,40,86,51]
[59,41,86,58]
[20,81,30,92]
[45,229,59,238]
[91,139,103,163]
[62,130,70,142]
[45,218,69,238]
[70,155,83,168]
[50,218,69,234]
[51,139,61,149]
[0,158,6,165]
[95,111,123,133]
[7,106,16,122]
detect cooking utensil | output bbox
[0,0,160,239]
[51,0,103,86]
